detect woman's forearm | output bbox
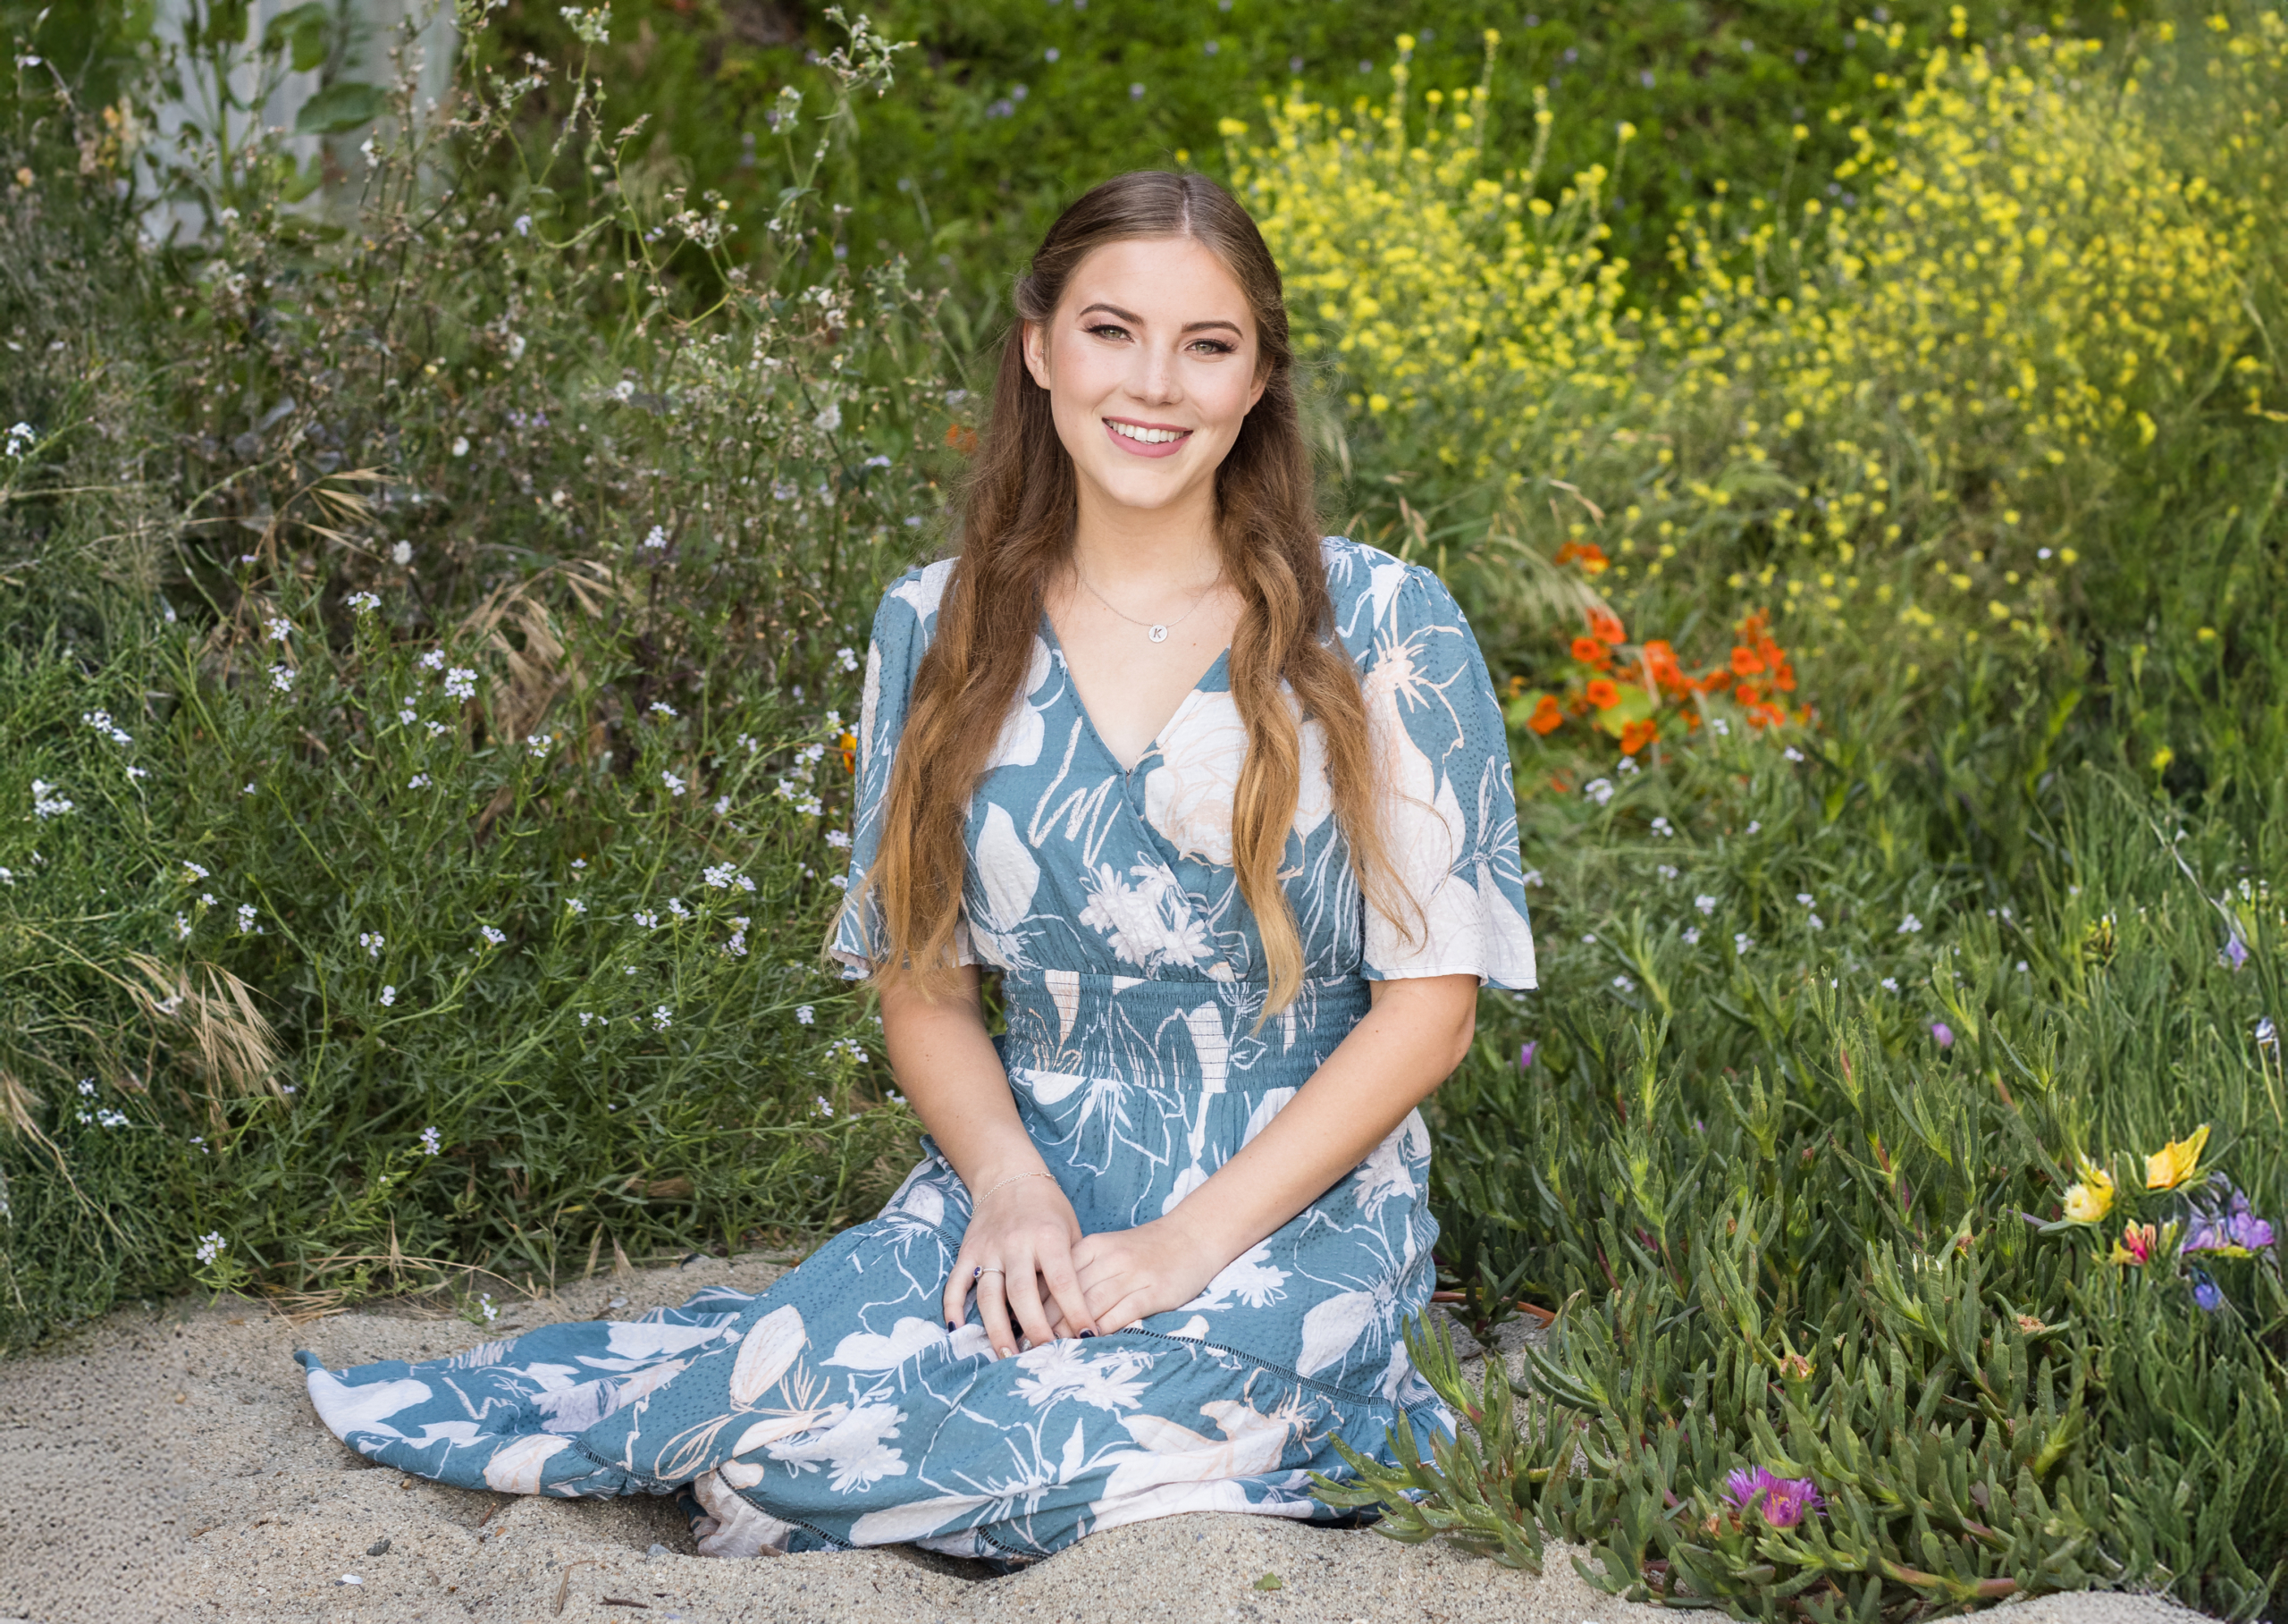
[1168,972,1478,1268]
[876,966,1047,1192]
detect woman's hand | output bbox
[943,1174,1098,1358]
[1062,1215,1224,1335]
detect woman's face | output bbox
[1022,235,1266,522]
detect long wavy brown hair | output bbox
[861,171,1411,1014]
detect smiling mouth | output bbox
[1105,418,1191,447]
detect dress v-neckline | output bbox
[1039,612,1232,777]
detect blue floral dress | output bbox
[297,537,1535,1566]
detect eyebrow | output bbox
[1076,301,1244,338]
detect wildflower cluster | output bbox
[1507,602,1804,757]
[2050,1123,2279,1316]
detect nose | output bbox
[1131,338,1182,406]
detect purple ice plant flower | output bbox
[2191,1269,2225,1313]
[1930,1021,1955,1049]
[2181,1182,2276,1258]
[1723,1467,1825,1528]
[1518,1040,1538,1072]
[2220,935,2250,972]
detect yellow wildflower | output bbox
[2062,1157,2115,1224]
[2145,1123,2210,1191]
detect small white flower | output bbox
[175,913,192,938]
[1584,778,1614,807]
[1650,816,1674,837]
[97,1108,129,1128]
[399,707,417,725]
[418,1125,442,1155]
[661,770,686,795]
[442,667,476,701]
[2016,960,2030,972]
[181,860,210,881]
[514,214,532,236]
[825,829,852,850]
[199,892,216,906]
[1682,926,1702,946]
[635,910,659,930]
[703,863,738,889]
[1611,974,1636,993]
[1615,756,1639,776]
[358,931,384,959]
[1581,933,1597,945]
[348,591,380,614]
[391,540,414,566]
[235,903,257,933]
[1881,976,1901,993]
[1656,863,1678,880]
[1733,932,1754,956]
[265,618,291,643]
[649,700,677,717]
[1809,913,1825,930]
[813,1094,835,1117]
[828,874,848,890]
[1796,893,1815,907]
[478,1292,498,1323]
[713,795,733,816]
[380,985,397,1006]
[1745,820,1762,835]
[526,733,552,758]
[1522,869,1544,888]
[30,779,73,818]
[1898,913,1923,935]
[652,1005,672,1031]
[571,858,586,871]
[419,650,446,670]
[479,925,507,947]
[640,525,669,551]
[1712,718,1731,736]
[408,772,432,788]
[243,782,257,795]
[1695,894,1717,915]
[795,1005,815,1025]
[194,1233,227,1266]
[450,435,469,458]
[78,1079,96,1096]
[836,645,859,673]
[567,896,586,915]
[579,1012,593,1027]
[1784,745,1805,762]
[268,663,296,693]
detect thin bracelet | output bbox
[973,1170,1058,1205]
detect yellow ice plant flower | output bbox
[2145,1123,2210,1191]
[2062,1157,2115,1224]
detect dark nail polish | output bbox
[946,1321,957,1334]
[1080,1329,1097,1338]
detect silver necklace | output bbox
[1075,565,1224,644]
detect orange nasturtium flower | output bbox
[1731,644,1769,677]
[1570,635,1612,668]
[1586,606,1627,645]
[1619,718,1659,755]
[1586,678,1622,711]
[1555,541,1610,575]
[1527,694,1564,735]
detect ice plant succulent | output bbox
[2110,1223,2158,1266]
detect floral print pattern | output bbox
[297,538,1534,1567]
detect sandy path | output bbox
[0,1252,2209,1624]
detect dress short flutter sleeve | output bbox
[1339,553,1538,990]
[829,560,969,973]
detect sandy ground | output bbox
[0,1252,2213,1624]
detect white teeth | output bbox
[1108,421,1185,445]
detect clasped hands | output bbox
[943,1174,1221,1359]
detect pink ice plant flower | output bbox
[1723,1466,1826,1529]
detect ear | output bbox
[1022,320,1052,391]
[1245,358,1268,414]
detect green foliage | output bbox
[0,4,946,1344]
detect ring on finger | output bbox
[974,1266,1005,1279]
